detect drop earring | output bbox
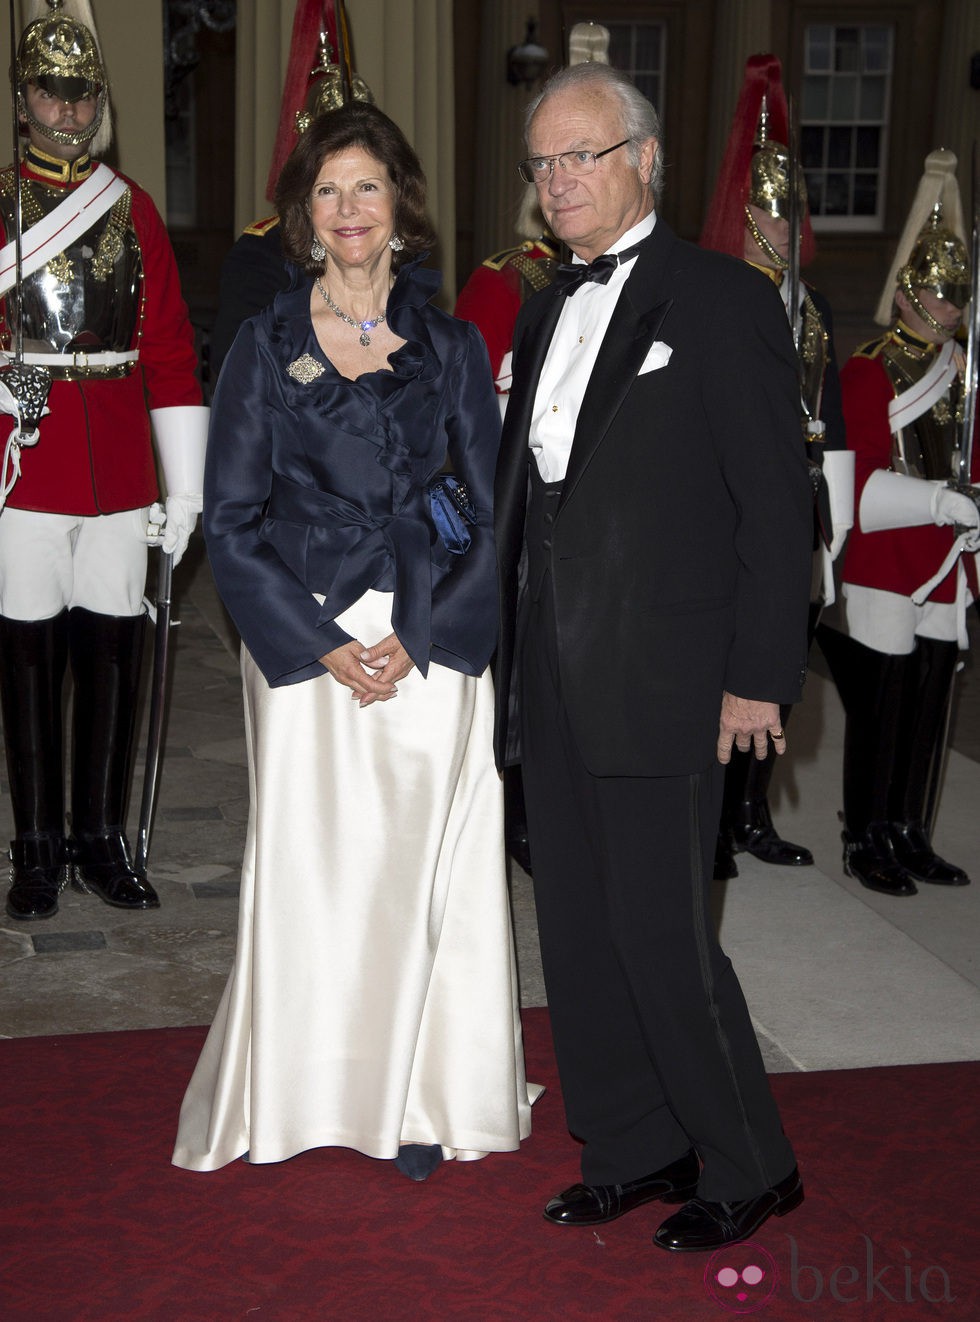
[311,238,326,263]
[388,234,405,253]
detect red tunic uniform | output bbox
[840,334,979,605]
[0,151,201,516]
[454,239,558,389]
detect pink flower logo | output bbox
[704,1243,779,1313]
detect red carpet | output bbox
[1,1010,977,1321]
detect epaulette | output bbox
[482,241,534,272]
[853,334,889,361]
[242,214,280,237]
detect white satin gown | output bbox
[172,590,536,1171]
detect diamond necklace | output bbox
[315,277,388,347]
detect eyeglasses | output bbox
[517,139,631,185]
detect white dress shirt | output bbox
[530,212,657,482]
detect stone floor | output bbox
[2,536,979,1082]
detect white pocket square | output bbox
[638,341,672,375]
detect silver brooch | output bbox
[287,354,324,384]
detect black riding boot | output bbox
[0,612,69,919]
[716,699,813,877]
[888,638,968,885]
[729,703,813,865]
[820,627,918,897]
[67,608,159,909]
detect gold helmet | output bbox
[16,1,112,155]
[898,205,970,313]
[294,29,374,135]
[875,149,968,328]
[747,98,794,221]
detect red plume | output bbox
[265,0,338,202]
[700,53,815,266]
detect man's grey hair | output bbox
[524,62,665,202]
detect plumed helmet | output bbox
[747,98,798,221]
[16,1,112,155]
[294,29,373,135]
[875,149,969,327]
[700,53,815,266]
[265,0,374,203]
[567,21,610,67]
[17,2,104,89]
[899,207,970,310]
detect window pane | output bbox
[805,171,825,215]
[801,125,824,169]
[860,78,886,120]
[830,75,858,120]
[632,28,662,67]
[824,172,851,214]
[862,27,890,72]
[855,126,880,168]
[828,126,852,168]
[807,25,832,72]
[802,75,828,119]
[835,28,860,73]
[852,176,878,215]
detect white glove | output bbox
[822,449,855,560]
[930,485,980,536]
[149,405,209,567]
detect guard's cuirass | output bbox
[0,171,141,368]
[880,337,961,481]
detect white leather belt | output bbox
[2,349,139,368]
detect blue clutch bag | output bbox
[429,476,476,555]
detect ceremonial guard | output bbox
[819,150,978,895]
[0,0,207,920]
[209,1,373,375]
[700,54,853,880]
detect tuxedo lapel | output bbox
[495,284,567,538]
[561,224,675,506]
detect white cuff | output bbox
[858,470,942,534]
[151,405,209,496]
[823,449,855,532]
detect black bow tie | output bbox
[556,242,643,296]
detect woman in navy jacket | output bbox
[173,104,535,1181]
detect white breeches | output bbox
[0,506,150,620]
[835,562,971,655]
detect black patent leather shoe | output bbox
[5,834,66,920]
[394,1143,443,1182]
[543,1149,700,1226]
[70,831,160,909]
[653,1165,804,1252]
[888,822,970,886]
[732,801,813,866]
[842,823,917,897]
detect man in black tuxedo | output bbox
[494,61,812,1252]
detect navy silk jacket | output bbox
[205,260,501,687]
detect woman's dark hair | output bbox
[275,102,435,273]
